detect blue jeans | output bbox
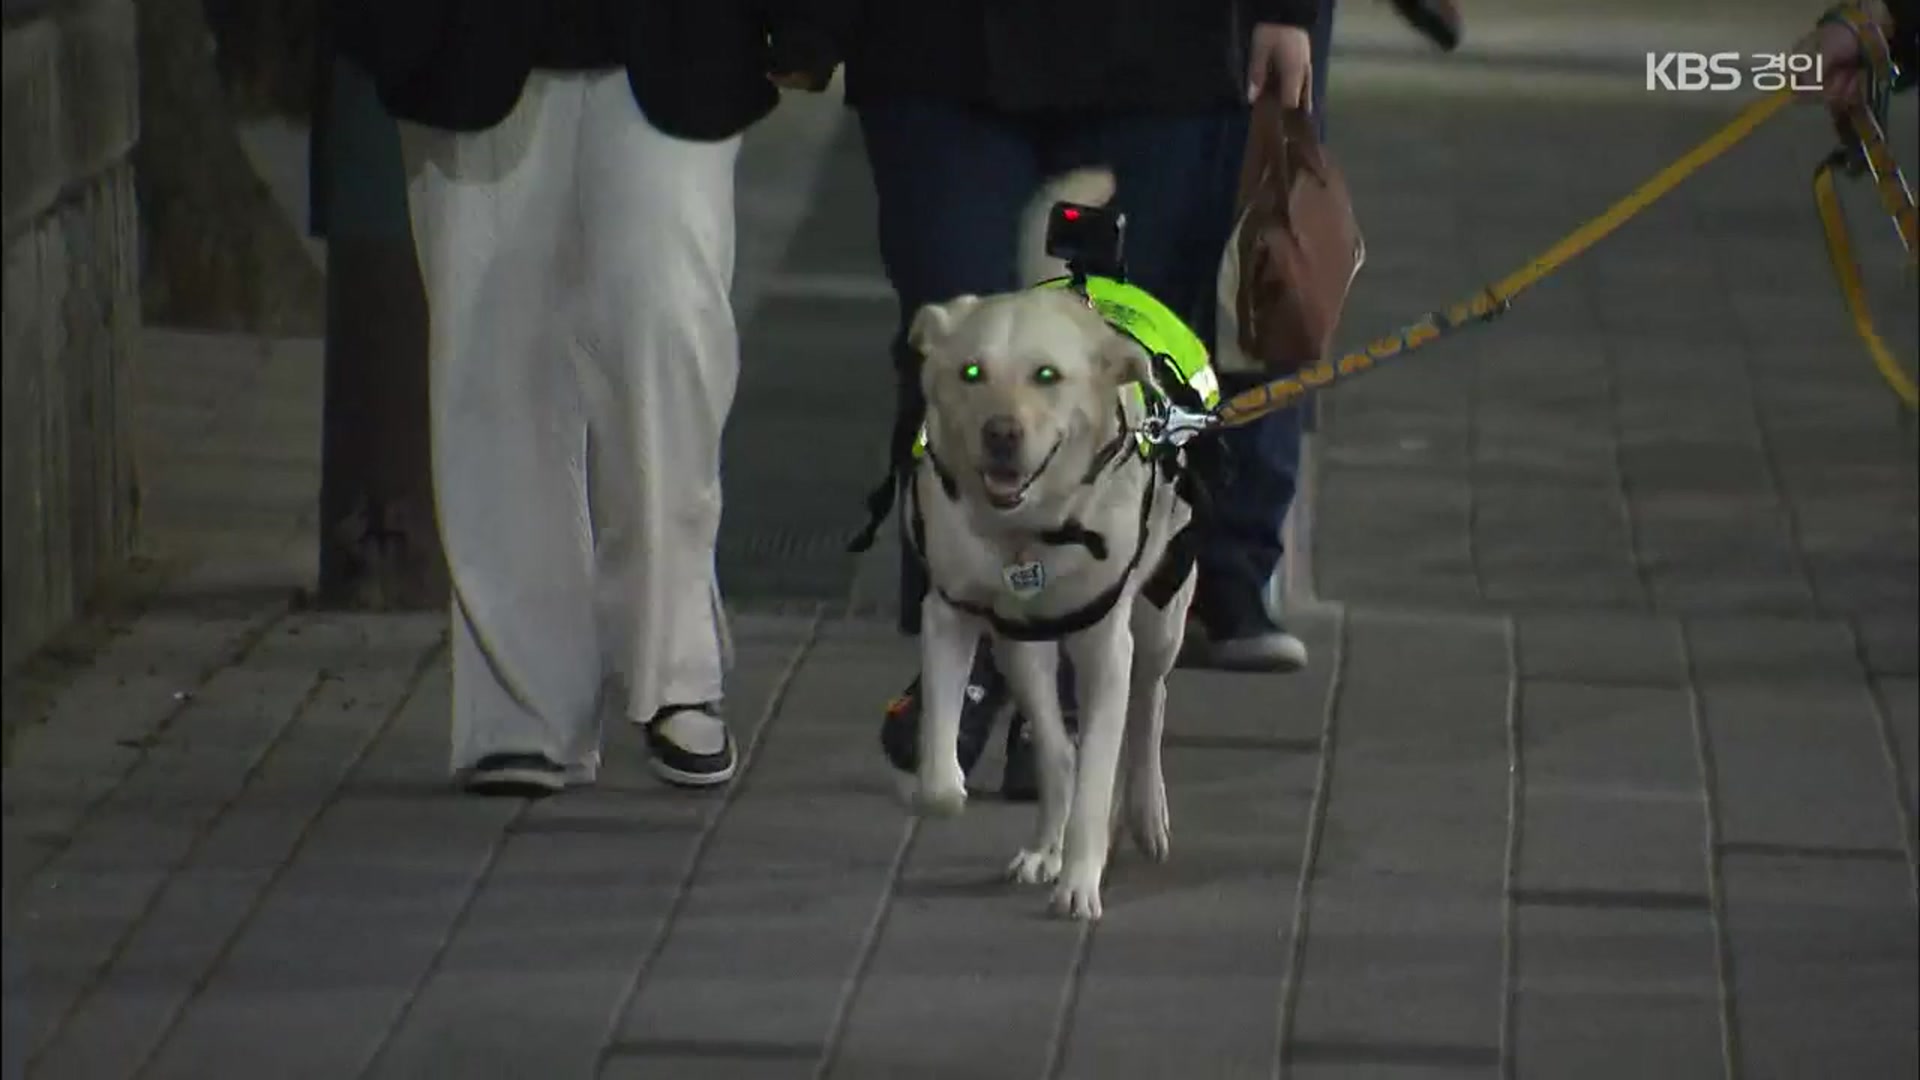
[1194,0,1336,638]
[859,102,1248,634]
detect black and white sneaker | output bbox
[464,753,567,798]
[645,703,738,788]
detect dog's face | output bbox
[913,289,1154,513]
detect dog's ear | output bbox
[1097,333,1158,393]
[908,296,983,357]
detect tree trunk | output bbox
[134,0,323,333]
[313,55,449,611]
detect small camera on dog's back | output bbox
[1046,201,1128,281]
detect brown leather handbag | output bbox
[1214,94,1364,377]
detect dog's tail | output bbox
[1018,166,1117,287]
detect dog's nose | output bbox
[981,416,1023,461]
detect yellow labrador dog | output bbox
[904,168,1197,921]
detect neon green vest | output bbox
[912,276,1219,459]
[1035,276,1219,409]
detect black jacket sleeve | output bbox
[1247,0,1319,28]
[762,0,856,82]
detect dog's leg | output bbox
[1052,612,1135,921]
[912,595,977,818]
[1123,572,1195,863]
[998,639,1073,885]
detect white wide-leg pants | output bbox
[402,71,741,782]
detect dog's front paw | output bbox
[1050,865,1105,921]
[1006,845,1063,885]
[1126,777,1171,863]
[912,759,969,818]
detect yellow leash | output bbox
[1812,92,1918,408]
[1814,147,1919,408]
[1207,20,1917,432]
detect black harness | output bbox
[859,410,1203,643]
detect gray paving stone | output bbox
[1056,747,1319,1080]
[612,622,909,1070]
[1517,683,1708,897]
[1515,612,1686,686]
[1637,517,1819,613]
[1475,555,1646,613]
[3,604,282,892]
[1319,432,1471,473]
[1286,611,1509,1060]
[1719,853,1918,1080]
[1289,1063,1493,1080]
[1874,677,1918,830]
[603,1055,813,1080]
[1790,498,1920,574]
[1312,470,1472,542]
[1619,442,1776,498]
[1701,681,1908,855]
[1805,554,1920,617]
[1314,574,1486,613]
[10,616,380,1065]
[1472,481,1630,544]
[366,617,817,1080]
[1645,565,1819,617]
[1470,437,1617,489]
[1854,616,1920,678]
[26,616,444,1080]
[1168,609,1337,747]
[1511,904,1722,1080]
[1685,616,1863,684]
[134,667,522,1080]
[825,665,1080,1079]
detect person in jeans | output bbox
[787,1,1323,799]
[334,1,832,796]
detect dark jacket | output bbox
[791,0,1318,113]
[331,0,820,140]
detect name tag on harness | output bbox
[1002,561,1047,598]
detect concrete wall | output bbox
[2,0,140,671]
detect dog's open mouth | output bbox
[979,440,1063,510]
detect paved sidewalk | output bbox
[6,29,1918,1080]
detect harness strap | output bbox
[847,470,903,554]
[1139,522,1199,610]
[906,459,1161,642]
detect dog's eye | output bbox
[1033,365,1061,385]
[960,362,984,383]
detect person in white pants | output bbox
[335,0,839,796]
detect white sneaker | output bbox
[1179,619,1309,673]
